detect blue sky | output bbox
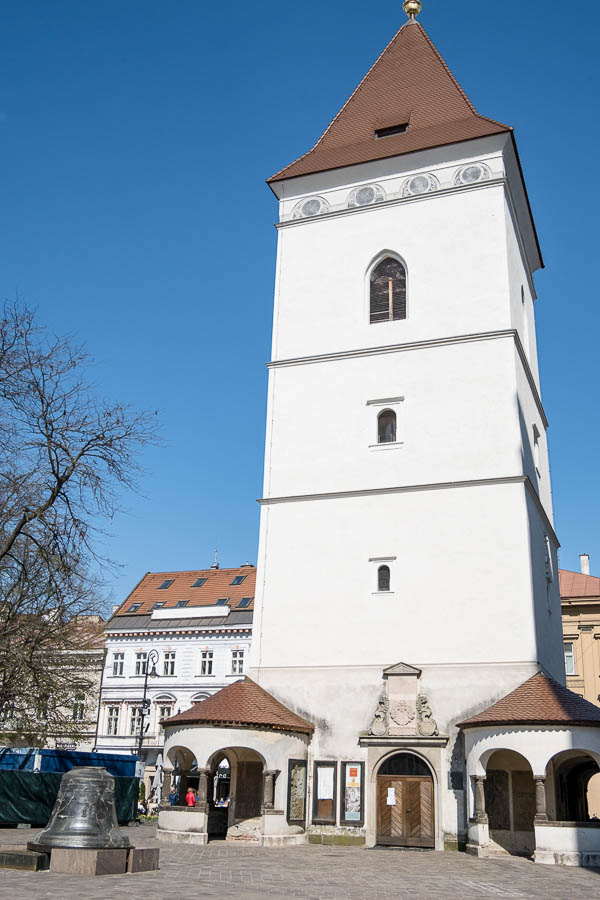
[1,0,598,607]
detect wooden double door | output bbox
[376,775,434,848]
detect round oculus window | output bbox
[454,162,491,186]
[302,198,321,216]
[401,173,438,197]
[347,183,385,209]
[292,196,329,219]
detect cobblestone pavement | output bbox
[0,825,599,900]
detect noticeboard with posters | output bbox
[340,761,364,826]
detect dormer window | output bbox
[375,123,408,138]
[370,258,407,324]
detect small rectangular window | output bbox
[176,600,188,608]
[127,603,142,613]
[151,602,165,610]
[231,575,246,585]
[215,598,228,606]
[312,761,337,824]
[201,650,213,676]
[375,122,408,138]
[72,698,85,722]
[231,649,244,675]
[158,579,175,590]
[112,652,124,676]
[129,707,143,736]
[238,598,252,608]
[106,706,120,736]
[163,651,176,676]
[158,705,172,731]
[192,578,207,588]
[564,642,576,676]
[533,425,541,477]
[135,652,148,676]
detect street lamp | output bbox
[136,648,159,761]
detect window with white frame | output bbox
[158,704,173,731]
[72,695,85,722]
[135,652,148,676]
[231,649,245,675]
[129,706,143,735]
[106,705,120,736]
[163,651,176,676]
[200,650,213,675]
[112,652,124,676]
[564,642,576,676]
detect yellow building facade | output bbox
[561,558,600,817]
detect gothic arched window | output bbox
[370,257,407,324]
[378,565,391,592]
[378,409,396,444]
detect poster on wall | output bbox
[287,760,307,825]
[341,761,364,826]
[312,762,337,823]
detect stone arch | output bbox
[204,746,267,841]
[482,749,535,856]
[372,750,437,849]
[545,749,600,822]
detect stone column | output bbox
[473,776,488,824]
[534,777,548,822]
[262,769,279,810]
[160,767,173,807]
[196,768,210,812]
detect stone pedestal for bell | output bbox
[27,766,159,876]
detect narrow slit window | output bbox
[378,409,396,444]
[370,258,407,323]
[378,565,391,592]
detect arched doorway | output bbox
[546,751,600,822]
[376,753,434,848]
[206,747,265,841]
[483,749,535,856]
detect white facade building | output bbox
[96,566,254,792]
[160,8,600,864]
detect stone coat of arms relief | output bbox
[367,662,438,737]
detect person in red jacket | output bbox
[185,787,197,807]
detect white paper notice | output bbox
[318,767,334,800]
[386,787,396,806]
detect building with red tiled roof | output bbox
[95,564,256,797]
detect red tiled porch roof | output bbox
[458,673,600,729]
[162,677,314,735]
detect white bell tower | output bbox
[250,10,564,753]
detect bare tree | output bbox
[0,302,157,742]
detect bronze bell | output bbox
[29,766,131,852]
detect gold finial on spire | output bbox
[403,0,423,18]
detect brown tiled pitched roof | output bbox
[268,20,510,183]
[458,673,600,729]
[559,568,600,599]
[162,677,314,734]
[113,566,256,616]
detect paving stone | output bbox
[0,824,599,898]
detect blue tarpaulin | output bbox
[0,747,136,778]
